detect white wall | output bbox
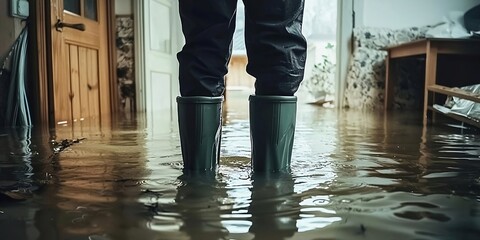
[115,0,133,15]
[360,0,480,29]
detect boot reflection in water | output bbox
[177,0,307,173]
[175,173,229,239]
[249,173,300,239]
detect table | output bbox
[384,38,480,127]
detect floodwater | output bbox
[1,92,479,240]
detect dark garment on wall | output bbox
[0,69,9,126]
[465,4,480,34]
[177,0,307,97]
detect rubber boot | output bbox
[177,96,223,172]
[249,95,297,173]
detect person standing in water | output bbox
[176,0,307,173]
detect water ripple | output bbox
[1,102,479,239]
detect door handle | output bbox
[55,19,86,32]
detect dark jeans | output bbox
[177,0,307,97]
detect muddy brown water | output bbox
[0,98,479,240]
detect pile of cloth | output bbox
[434,84,480,123]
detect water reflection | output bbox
[0,94,479,240]
[175,173,229,239]
[0,127,52,240]
[143,172,229,239]
[249,173,299,239]
[1,127,33,185]
[32,117,150,240]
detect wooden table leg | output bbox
[384,52,394,111]
[423,42,438,125]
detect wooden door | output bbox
[50,0,110,126]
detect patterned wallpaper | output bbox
[116,15,135,113]
[343,26,432,110]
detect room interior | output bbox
[0,1,479,239]
[1,0,479,130]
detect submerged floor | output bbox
[1,91,479,240]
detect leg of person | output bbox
[243,0,307,173]
[177,0,237,172]
[243,0,307,96]
[177,0,238,97]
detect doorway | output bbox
[30,0,116,130]
[49,0,112,126]
[226,0,339,106]
[133,0,181,135]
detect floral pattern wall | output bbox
[116,15,135,113]
[343,26,432,110]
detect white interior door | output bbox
[135,0,181,134]
[336,0,355,108]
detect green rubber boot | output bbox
[177,96,223,172]
[249,95,297,173]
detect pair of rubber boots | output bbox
[177,95,297,173]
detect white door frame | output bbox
[335,0,361,108]
[133,0,146,112]
[133,0,182,113]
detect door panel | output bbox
[150,72,172,112]
[71,46,101,127]
[150,72,172,133]
[69,45,81,122]
[50,0,110,127]
[149,1,171,54]
[144,0,177,134]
